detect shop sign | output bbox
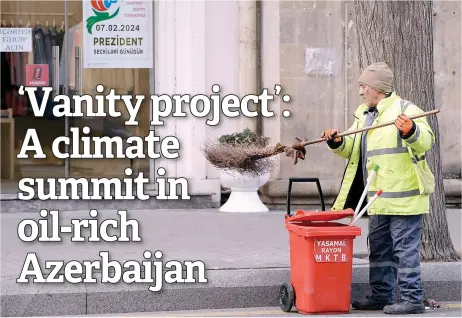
[82,0,153,68]
[313,239,348,263]
[25,64,50,87]
[0,28,32,52]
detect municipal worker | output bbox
[321,62,435,315]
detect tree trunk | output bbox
[353,0,460,262]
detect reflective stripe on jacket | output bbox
[328,92,435,215]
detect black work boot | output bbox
[383,301,425,315]
[352,295,393,310]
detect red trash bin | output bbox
[279,208,362,314]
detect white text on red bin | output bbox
[314,239,348,263]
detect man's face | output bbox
[359,83,382,107]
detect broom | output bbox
[285,109,440,163]
[202,109,440,174]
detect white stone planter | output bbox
[219,169,270,213]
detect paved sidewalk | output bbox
[2,208,460,276]
[0,208,365,277]
[1,208,461,317]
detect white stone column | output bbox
[153,0,221,204]
[204,1,240,180]
[238,0,258,132]
[153,0,177,182]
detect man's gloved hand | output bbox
[284,137,307,165]
[321,129,341,142]
[395,114,414,136]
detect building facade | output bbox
[1,0,460,208]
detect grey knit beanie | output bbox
[358,62,394,93]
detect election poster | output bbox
[82,0,153,68]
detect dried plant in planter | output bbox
[202,128,282,176]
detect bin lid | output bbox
[286,209,355,223]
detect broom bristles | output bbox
[201,141,285,176]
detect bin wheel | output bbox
[279,282,295,312]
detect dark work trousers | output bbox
[368,214,423,304]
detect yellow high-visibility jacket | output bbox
[328,92,436,215]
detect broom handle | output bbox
[301,109,440,147]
